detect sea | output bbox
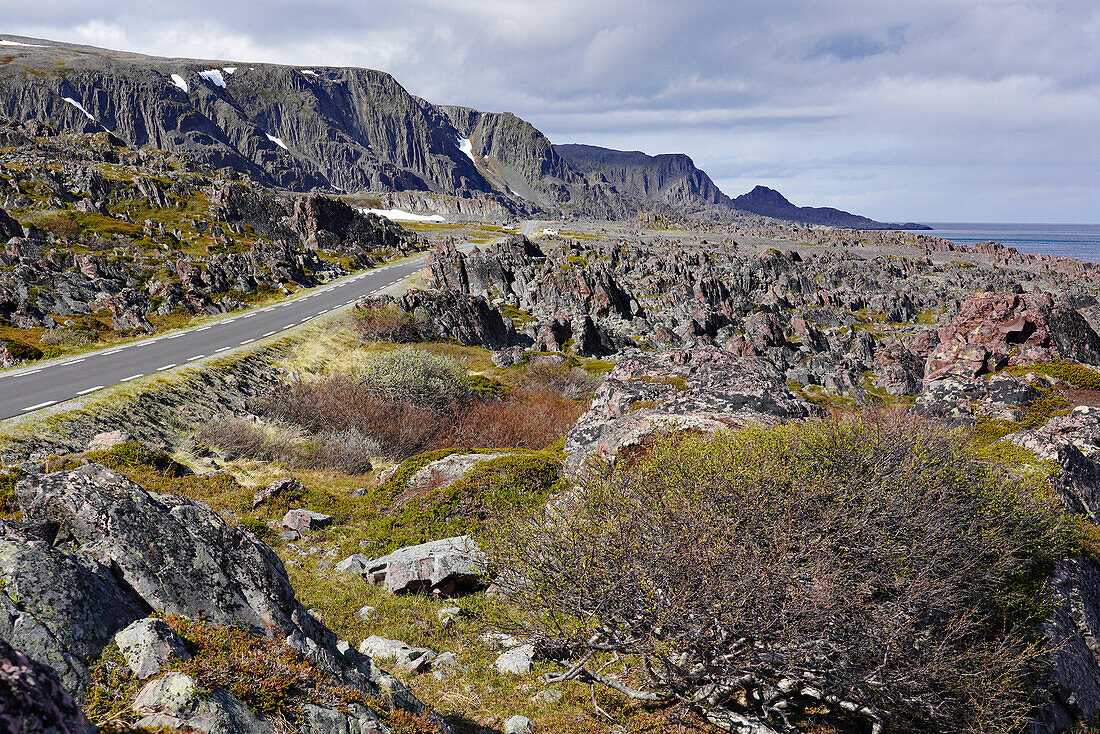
[918,223,1100,263]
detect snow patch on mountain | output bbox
[199,69,226,88]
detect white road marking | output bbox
[120,374,144,382]
[187,354,205,362]
[65,358,86,365]
[299,317,311,322]
[196,326,210,331]
[262,331,278,337]
[103,349,123,355]
[75,385,104,395]
[215,347,231,353]
[240,339,254,345]
[167,334,182,339]
[22,400,56,411]
[156,363,177,371]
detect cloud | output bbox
[4,0,1099,221]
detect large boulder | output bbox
[15,463,316,638]
[0,637,95,734]
[337,536,485,595]
[0,207,22,242]
[925,292,1100,382]
[564,348,814,471]
[132,672,275,734]
[114,617,191,679]
[0,520,145,695]
[1036,557,1100,732]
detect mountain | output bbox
[731,186,932,230]
[555,143,731,211]
[0,35,924,228]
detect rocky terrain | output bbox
[0,116,417,366]
[7,31,1100,734]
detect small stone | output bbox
[86,430,130,452]
[437,605,461,629]
[357,605,380,622]
[504,714,534,734]
[495,644,536,675]
[114,617,190,679]
[532,689,563,704]
[281,509,334,538]
[252,476,303,508]
[480,631,520,649]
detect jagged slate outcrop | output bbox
[925,292,1100,382]
[564,348,815,471]
[289,193,411,266]
[555,143,731,211]
[0,519,146,696]
[0,207,22,240]
[1036,556,1100,733]
[15,464,319,636]
[365,289,522,349]
[7,463,452,730]
[0,636,95,734]
[916,373,1052,425]
[730,186,931,230]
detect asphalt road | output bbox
[0,254,430,423]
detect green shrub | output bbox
[0,468,24,517]
[1005,361,1100,390]
[358,347,469,409]
[489,409,1071,734]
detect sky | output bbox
[6,0,1100,223]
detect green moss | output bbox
[500,304,535,327]
[464,373,508,396]
[0,467,24,518]
[0,337,43,362]
[84,440,191,478]
[1004,362,1100,390]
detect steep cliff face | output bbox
[0,36,488,196]
[0,35,926,227]
[555,143,731,211]
[441,107,640,218]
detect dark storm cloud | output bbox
[5,0,1099,221]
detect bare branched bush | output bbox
[195,418,302,464]
[488,410,1070,734]
[522,361,605,401]
[352,302,423,343]
[308,428,381,474]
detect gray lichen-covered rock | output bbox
[0,636,95,734]
[0,520,144,695]
[15,463,314,636]
[133,672,275,734]
[358,636,436,674]
[114,617,190,679]
[252,476,303,509]
[1035,557,1100,732]
[564,348,813,471]
[300,703,387,734]
[504,714,534,734]
[338,536,486,595]
[494,644,536,676]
